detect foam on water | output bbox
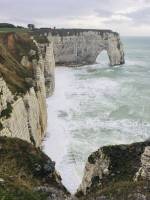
[43,37,150,193]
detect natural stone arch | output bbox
[48,29,125,66]
[96,49,110,65]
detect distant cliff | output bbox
[46,29,125,66]
[0,32,55,146]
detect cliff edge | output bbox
[76,141,150,200]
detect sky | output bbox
[1,0,150,36]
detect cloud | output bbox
[95,9,113,18]
[104,15,132,24]
[125,6,150,25]
[0,0,150,35]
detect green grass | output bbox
[32,34,49,44]
[0,28,29,33]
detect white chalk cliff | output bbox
[49,29,124,66]
[0,35,55,147]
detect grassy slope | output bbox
[0,31,38,63]
[0,32,38,94]
[0,137,69,200]
[0,29,50,94]
[0,27,29,33]
[0,43,32,94]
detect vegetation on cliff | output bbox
[32,33,49,44]
[0,136,70,200]
[0,32,38,94]
[0,102,13,119]
[0,32,38,62]
[76,141,150,200]
[0,42,31,94]
[77,181,150,200]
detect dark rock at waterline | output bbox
[58,110,68,118]
[34,160,55,176]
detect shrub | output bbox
[0,102,13,119]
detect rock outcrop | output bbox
[135,146,150,181]
[39,42,55,97]
[48,29,124,66]
[0,32,55,146]
[76,141,150,200]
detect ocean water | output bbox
[43,37,150,193]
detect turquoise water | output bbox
[44,37,150,193]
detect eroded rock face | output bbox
[44,43,55,97]
[78,149,110,195]
[0,60,47,146]
[135,146,150,181]
[38,42,55,97]
[50,30,124,66]
[0,77,13,114]
[0,33,55,146]
[76,141,150,200]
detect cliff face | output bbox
[76,141,150,200]
[38,42,55,97]
[0,32,55,146]
[48,29,124,66]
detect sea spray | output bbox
[44,37,150,193]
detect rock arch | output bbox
[96,50,109,64]
[48,29,125,67]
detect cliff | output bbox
[0,136,70,199]
[47,29,124,66]
[0,32,55,146]
[0,31,70,199]
[76,141,150,200]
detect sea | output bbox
[43,37,150,193]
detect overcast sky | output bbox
[1,0,150,36]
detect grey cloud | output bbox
[0,0,100,26]
[125,6,150,25]
[95,9,113,17]
[0,0,130,24]
[0,0,150,36]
